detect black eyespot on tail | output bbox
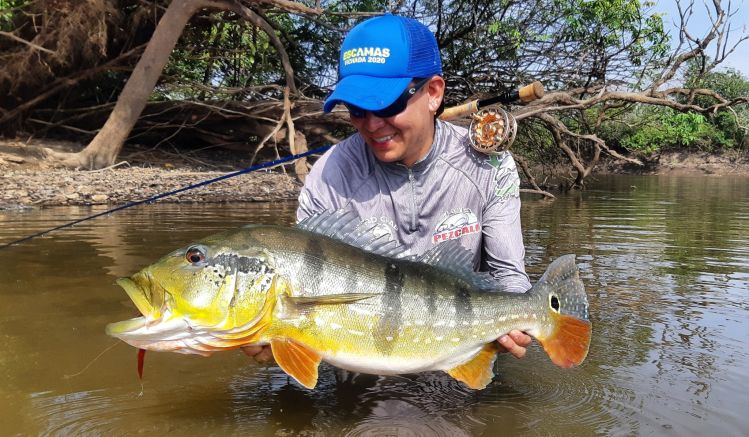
[550,295,560,311]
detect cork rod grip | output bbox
[439,100,479,121]
[518,81,544,103]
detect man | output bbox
[244,13,531,363]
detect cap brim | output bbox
[323,76,412,113]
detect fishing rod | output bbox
[439,81,544,121]
[2,81,544,249]
[0,145,332,249]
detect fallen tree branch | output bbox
[513,154,555,199]
[0,30,56,54]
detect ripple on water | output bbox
[483,358,630,434]
[30,389,140,436]
[338,373,484,437]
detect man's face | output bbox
[348,76,445,167]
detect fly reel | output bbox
[468,107,517,155]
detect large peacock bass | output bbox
[106,211,591,390]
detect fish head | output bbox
[106,235,279,355]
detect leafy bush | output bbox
[619,108,733,153]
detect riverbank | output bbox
[0,139,302,209]
[598,150,749,176]
[1,138,748,209]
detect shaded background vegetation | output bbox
[0,0,746,186]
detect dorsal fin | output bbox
[296,210,409,259]
[415,240,499,291]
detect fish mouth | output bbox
[105,272,246,355]
[105,275,211,355]
[105,316,147,337]
[106,275,166,339]
[115,276,155,318]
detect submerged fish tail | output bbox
[529,255,591,368]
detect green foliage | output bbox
[600,62,749,154]
[0,0,28,31]
[617,107,733,153]
[1,0,743,162]
[685,62,749,100]
[683,62,749,149]
[160,16,282,100]
[553,0,668,66]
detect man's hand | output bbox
[497,330,531,359]
[241,345,274,363]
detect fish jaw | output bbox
[105,316,200,353]
[116,276,156,318]
[106,314,273,356]
[108,274,218,355]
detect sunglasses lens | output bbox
[345,104,367,118]
[373,100,407,118]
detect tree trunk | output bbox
[47,0,212,169]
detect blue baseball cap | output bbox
[323,14,442,113]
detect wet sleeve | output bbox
[481,161,532,293]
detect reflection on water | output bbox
[1,175,748,436]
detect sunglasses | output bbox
[345,77,431,119]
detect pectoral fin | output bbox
[270,338,322,389]
[446,342,499,390]
[285,293,379,306]
[279,293,380,319]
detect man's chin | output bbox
[368,145,402,163]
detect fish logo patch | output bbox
[432,209,481,244]
[361,216,397,240]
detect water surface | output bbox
[1,175,747,436]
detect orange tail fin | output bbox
[537,312,591,368]
[528,255,591,368]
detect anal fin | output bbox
[270,338,322,389]
[446,342,499,390]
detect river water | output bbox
[1,174,747,436]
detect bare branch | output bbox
[0,30,56,54]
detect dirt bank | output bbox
[598,150,749,176]
[1,138,748,210]
[0,139,302,210]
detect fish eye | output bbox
[185,246,207,265]
[549,294,560,312]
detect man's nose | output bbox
[362,112,386,131]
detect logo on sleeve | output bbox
[488,153,520,200]
[432,209,481,244]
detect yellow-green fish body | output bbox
[107,213,591,389]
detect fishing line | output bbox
[63,340,121,379]
[1,145,332,249]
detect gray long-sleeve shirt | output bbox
[297,120,531,293]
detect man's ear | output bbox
[426,76,446,112]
